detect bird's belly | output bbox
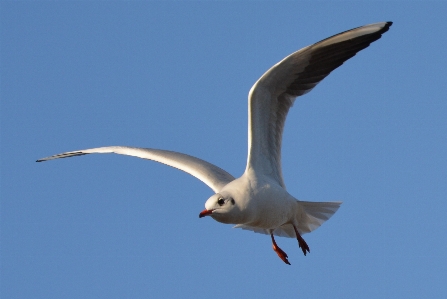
[244,195,295,229]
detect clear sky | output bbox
[1,1,446,298]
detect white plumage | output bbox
[38,22,392,264]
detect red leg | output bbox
[293,225,310,256]
[271,234,291,265]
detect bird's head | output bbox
[199,192,239,224]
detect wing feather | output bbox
[37,146,235,192]
[246,22,392,187]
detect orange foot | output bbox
[293,225,310,256]
[271,234,291,265]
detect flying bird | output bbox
[37,22,392,265]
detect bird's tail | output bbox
[296,201,342,234]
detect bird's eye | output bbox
[217,198,225,206]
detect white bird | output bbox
[37,22,392,265]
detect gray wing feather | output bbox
[37,146,235,193]
[246,22,392,188]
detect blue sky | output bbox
[1,1,446,298]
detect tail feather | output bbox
[298,201,342,233]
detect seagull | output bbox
[37,22,392,265]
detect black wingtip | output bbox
[384,21,393,30]
[379,22,393,35]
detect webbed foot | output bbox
[293,225,310,256]
[271,234,291,265]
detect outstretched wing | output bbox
[37,146,235,193]
[246,22,392,187]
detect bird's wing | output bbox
[246,22,392,187]
[37,146,235,193]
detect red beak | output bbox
[199,209,213,218]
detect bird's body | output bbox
[212,172,296,228]
[38,22,392,264]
